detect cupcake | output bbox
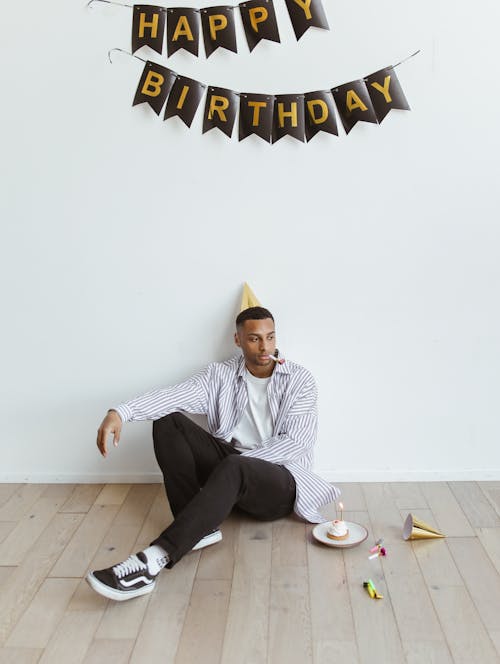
[327,519,349,540]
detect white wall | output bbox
[1,0,499,483]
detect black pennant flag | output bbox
[203,87,238,137]
[239,0,280,52]
[284,0,329,41]
[272,94,305,143]
[201,6,237,57]
[332,79,378,135]
[164,76,206,127]
[166,8,200,57]
[304,90,338,141]
[132,5,166,55]
[133,61,176,115]
[239,93,275,142]
[365,67,410,122]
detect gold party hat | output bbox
[240,283,261,312]
[403,513,446,540]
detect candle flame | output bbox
[338,502,344,510]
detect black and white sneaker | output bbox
[192,529,223,551]
[86,552,159,601]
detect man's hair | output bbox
[236,306,274,329]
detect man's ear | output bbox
[234,332,241,347]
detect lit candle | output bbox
[338,501,344,521]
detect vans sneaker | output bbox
[86,552,159,601]
[192,529,222,551]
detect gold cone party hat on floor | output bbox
[403,513,446,540]
[240,283,261,312]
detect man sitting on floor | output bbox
[87,306,340,601]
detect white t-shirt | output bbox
[231,369,273,451]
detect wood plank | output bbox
[447,538,500,641]
[0,566,16,585]
[196,512,238,581]
[343,510,405,664]
[111,485,158,529]
[268,565,312,664]
[449,482,500,528]
[82,638,135,664]
[381,542,453,663]
[133,486,171,552]
[0,647,43,664]
[476,527,500,573]
[94,594,151,641]
[6,578,79,649]
[49,504,120,578]
[95,485,131,506]
[38,610,104,664]
[478,482,500,517]
[362,483,408,546]
[174,578,231,664]
[0,522,16,544]
[0,485,47,522]
[419,483,475,537]
[306,525,359,662]
[0,513,83,646]
[0,485,75,565]
[129,552,201,664]
[220,519,272,664]
[0,485,22,508]
[60,485,105,513]
[272,514,307,567]
[428,586,499,663]
[390,482,429,510]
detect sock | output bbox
[142,544,169,575]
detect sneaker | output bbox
[192,529,222,551]
[86,552,158,601]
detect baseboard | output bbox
[0,469,499,483]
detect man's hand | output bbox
[97,410,122,457]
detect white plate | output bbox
[312,521,369,548]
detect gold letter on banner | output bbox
[177,85,190,109]
[209,95,229,121]
[371,75,392,103]
[346,90,368,112]
[209,14,228,40]
[139,12,159,38]
[173,15,195,41]
[249,7,268,31]
[278,102,298,127]
[141,70,165,97]
[292,0,312,20]
[307,99,328,124]
[248,100,267,125]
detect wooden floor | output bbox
[0,482,499,664]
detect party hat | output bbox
[240,283,261,312]
[403,513,446,540]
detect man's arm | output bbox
[240,374,318,465]
[96,366,211,457]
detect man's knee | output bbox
[152,412,186,437]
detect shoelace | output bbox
[112,554,147,579]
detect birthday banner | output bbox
[132,59,411,142]
[131,0,329,57]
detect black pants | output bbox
[150,412,296,567]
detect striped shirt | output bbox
[114,353,340,522]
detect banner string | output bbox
[89,0,273,14]
[108,47,420,95]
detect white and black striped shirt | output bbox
[114,353,340,522]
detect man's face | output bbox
[234,318,277,370]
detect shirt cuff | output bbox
[112,404,134,422]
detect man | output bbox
[87,306,340,601]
